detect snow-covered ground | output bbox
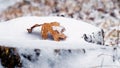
[0,16,119,68]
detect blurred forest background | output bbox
[0,0,119,46]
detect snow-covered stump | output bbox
[0,45,117,68]
[0,16,104,45]
[0,17,106,68]
[0,45,86,68]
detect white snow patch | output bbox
[0,16,101,49]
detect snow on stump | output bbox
[0,16,105,68]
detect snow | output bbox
[0,16,101,49]
[17,45,120,68]
[0,0,119,46]
[0,16,119,68]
